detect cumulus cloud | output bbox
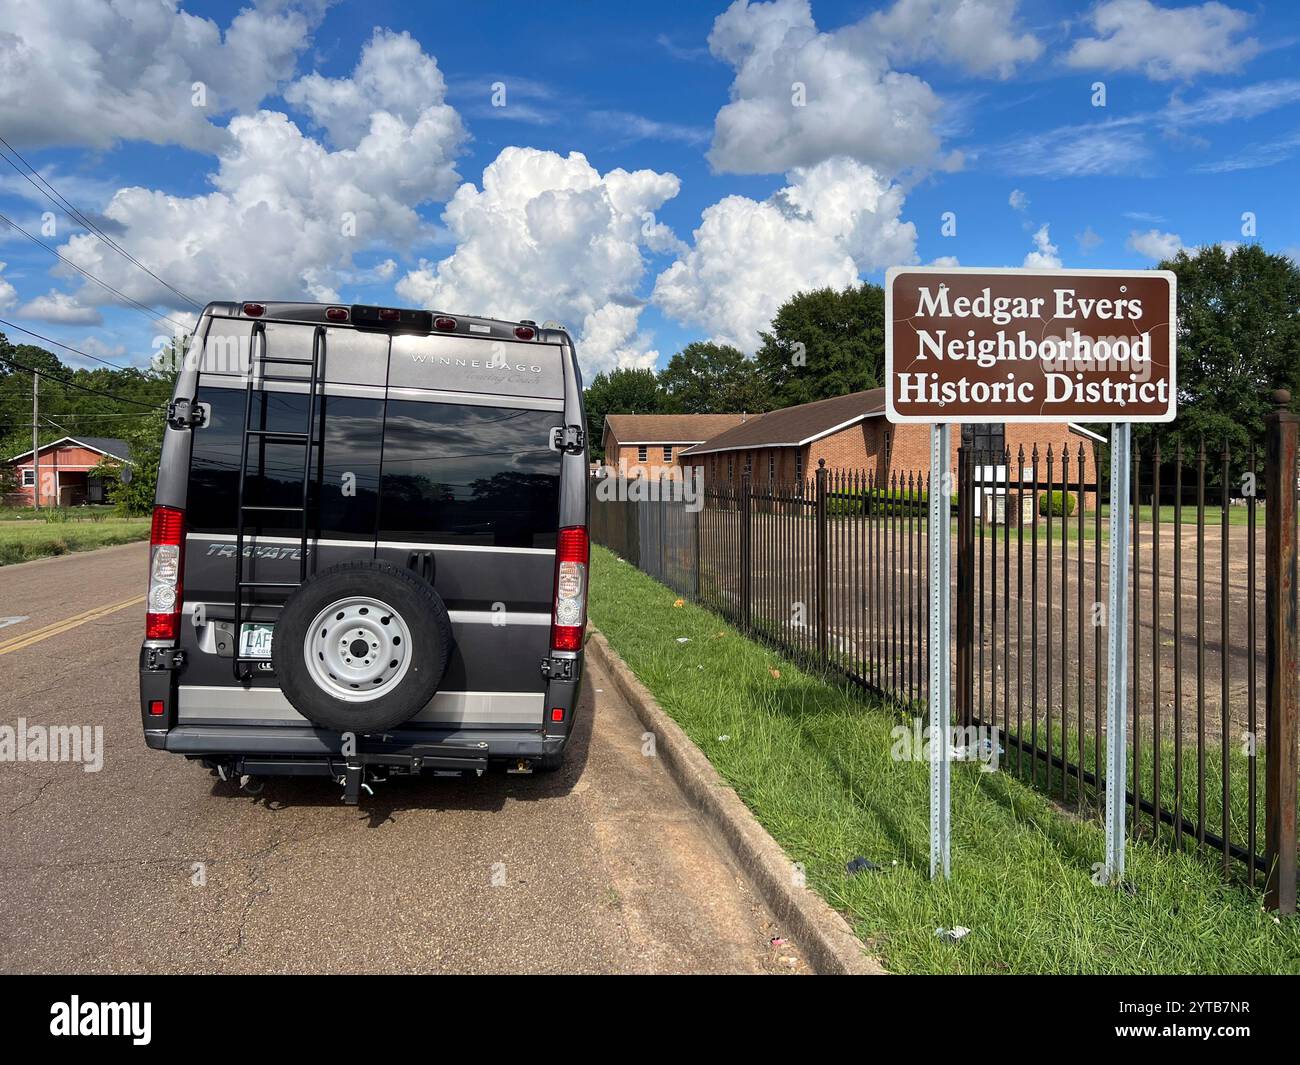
[869,0,1043,79]
[1009,189,1028,211]
[929,255,960,266]
[14,290,102,325]
[705,0,1040,176]
[0,262,16,311]
[285,28,460,148]
[396,147,681,374]
[652,158,917,352]
[1065,0,1259,82]
[1023,224,1061,269]
[0,0,325,151]
[706,0,942,175]
[51,30,466,314]
[1127,228,1184,260]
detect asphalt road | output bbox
[0,542,803,974]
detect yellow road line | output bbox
[0,594,145,656]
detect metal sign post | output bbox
[1103,422,1132,884]
[929,423,951,879]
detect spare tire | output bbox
[273,560,453,733]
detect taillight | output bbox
[514,325,535,340]
[146,505,185,640]
[326,306,349,321]
[550,526,588,652]
[434,316,457,331]
[242,302,265,317]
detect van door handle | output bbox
[406,550,435,585]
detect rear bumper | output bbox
[148,723,563,761]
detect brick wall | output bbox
[690,417,1098,511]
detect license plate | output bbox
[239,622,275,659]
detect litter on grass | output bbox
[936,926,971,942]
[846,857,880,875]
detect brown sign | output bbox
[885,267,1176,424]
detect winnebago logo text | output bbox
[49,996,151,1045]
[408,354,543,373]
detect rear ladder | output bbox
[232,322,325,680]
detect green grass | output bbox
[0,515,149,565]
[588,543,1300,974]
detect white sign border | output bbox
[883,265,1178,425]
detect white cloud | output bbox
[705,0,1040,176]
[0,261,16,311]
[1065,0,1259,82]
[396,147,680,375]
[869,0,1043,79]
[1009,188,1028,211]
[1023,224,1061,269]
[0,0,325,151]
[285,28,460,149]
[51,31,467,313]
[929,255,960,267]
[706,0,944,175]
[1126,228,1184,261]
[652,158,917,352]
[988,121,1151,177]
[14,290,101,325]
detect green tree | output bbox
[582,366,664,460]
[753,283,885,408]
[1135,244,1300,457]
[92,414,167,515]
[658,341,773,414]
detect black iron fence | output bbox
[588,402,1298,909]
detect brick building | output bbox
[680,389,1098,512]
[600,413,749,478]
[5,435,131,507]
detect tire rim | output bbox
[303,596,413,703]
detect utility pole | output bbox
[31,370,38,511]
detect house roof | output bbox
[603,413,749,446]
[682,389,885,456]
[8,435,132,464]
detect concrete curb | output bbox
[585,626,884,976]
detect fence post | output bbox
[740,473,752,629]
[1265,388,1298,914]
[816,459,829,661]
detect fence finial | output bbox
[818,457,826,469]
[1272,388,1292,409]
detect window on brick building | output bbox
[961,423,1005,458]
[22,468,34,486]
[768,453,775,481]
[662,446,672,462]
[795,453,803,482]
[637,445,648,463]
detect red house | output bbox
[5,436,131,507]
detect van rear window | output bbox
[187,386,383,539]
[379,400,560,549]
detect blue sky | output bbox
[0,0,1297,376]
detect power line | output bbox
[0,349,163,409]
[0,209,192,333]
[0,136,202,311]
[0,315,145,373]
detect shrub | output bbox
[1038,490,1076,517]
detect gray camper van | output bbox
[139,301,589,801]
